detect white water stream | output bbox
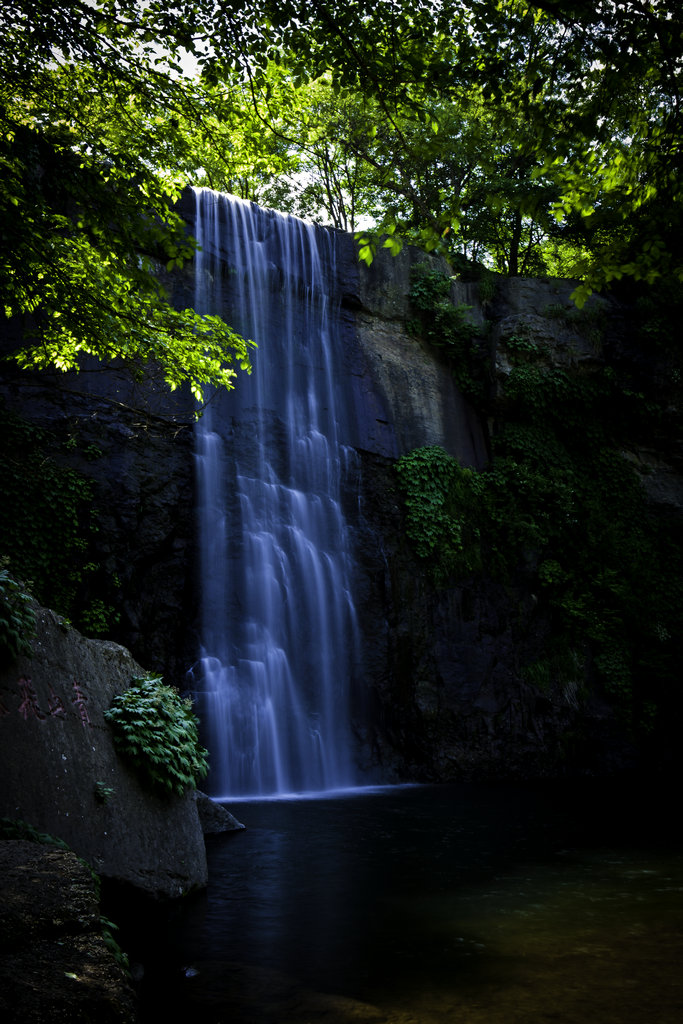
[190,188,360,798]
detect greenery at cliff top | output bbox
[104,675,209,796]
[2,1,682,402]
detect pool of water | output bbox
[128,781,683,1023]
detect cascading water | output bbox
[190,187,360,798]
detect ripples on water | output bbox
[126,782,683,1023]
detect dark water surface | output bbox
[130,782,683,1023]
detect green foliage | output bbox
[408,264,485,400]
[104,675,209,796]
[0,817,72,850]
[79,599,120,639]
[542,301,606,351]
[1,1,254,400]
[189,70,384,232]
[397,253,683,729]
[153,1,682,292]
[0,562,35,662]
[503,334,547,361]
[397,428,682,725]
[395,446,483,583]
[99,916,130,973]
[484,385,682,718]
[3,0,681,322]
[522,641,585,701]
[630,280,683,375]
[478,271,498,305]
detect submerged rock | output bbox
[194,791,246,834]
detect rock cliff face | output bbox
[341,256,643,780]
[338,239,488,465]
[0,606,207,898]
[1,199,680,784]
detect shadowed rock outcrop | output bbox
[0,839,137,1023]
[0,606,207,898]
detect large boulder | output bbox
[0,606,207,898]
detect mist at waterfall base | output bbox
[124,780,683,1024]
[189,188,361,799]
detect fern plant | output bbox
[105,675,209,796]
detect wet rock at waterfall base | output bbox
[194,791,246,833]
[0,840,137,1023]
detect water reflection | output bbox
[133,782,683,1023]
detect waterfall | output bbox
[190,188,360,798]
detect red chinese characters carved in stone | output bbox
[48,684,67,718]
[17,676,45,720]
[71,680,91,728]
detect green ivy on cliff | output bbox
[394,446,483,583]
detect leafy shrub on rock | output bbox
[105,676,208,796]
